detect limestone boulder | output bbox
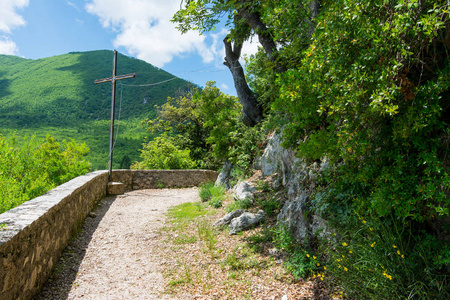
[232,181,256,201]
[229,210,266,235]
[215,161,233,190]
[213,209,245,227]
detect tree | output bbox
[139,82,263,170]
[172,0,319,125]
[222,36,262,126]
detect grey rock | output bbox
[260,132,300,185]
[229,210,266,235]
[232,181,256,201]
[213,209,245,227]
[277,191,327,241]
[215,161,234,190]
[277,192,310,240]
[258,130,330,242]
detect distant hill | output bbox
[0,50,192,169]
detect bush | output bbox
[131,134,197,170]
[0,134,90,213]
[198,182,225,208]
[257,196,280,217]
[208,196,223,208]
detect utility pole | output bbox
[94,50,135,182]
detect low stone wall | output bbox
[0,169,218,300]
[112,169,219,190]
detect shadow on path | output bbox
[33,195,118,300]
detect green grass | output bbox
[199,182,215,202]
[198,182,227,208]
[167,202,210,223]
[225,198,253,212]
[196,219,218,254]
[1,120,151,170]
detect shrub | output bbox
[0,134,90,213]
[131,134,196,170]
[257,196,280,217]
[319,213,450,299]
[198,183,226,208]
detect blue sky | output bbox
[0,0,260,96]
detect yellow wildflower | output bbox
[342,242,348,247]
[344,267,348,272]
[370,242,376,248]
[383,271,393,280]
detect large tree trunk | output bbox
[236,1,286,73]
[223,37,263,127]
[237,4,277,60]
[224,0,321,126]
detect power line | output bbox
[119,65,238,88]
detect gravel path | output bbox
[35,188,199,300]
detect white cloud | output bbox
[0,36,19,55]
[0,0,28,34]
[85,0,220,68]
[0,0,29,55]
[220,83,230,90]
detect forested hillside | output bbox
[0,50,191,169]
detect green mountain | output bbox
[0,50,192,170]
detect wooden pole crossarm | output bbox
[95,73,135,84]
[94,50,136,182]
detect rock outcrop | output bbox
[215,160,233,190]
[259,131,327,241]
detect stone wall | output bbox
[111,169,219,190]
[0,169,218,300]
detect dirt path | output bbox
[35,188,199,300]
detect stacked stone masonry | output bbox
[0,169,218,300]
